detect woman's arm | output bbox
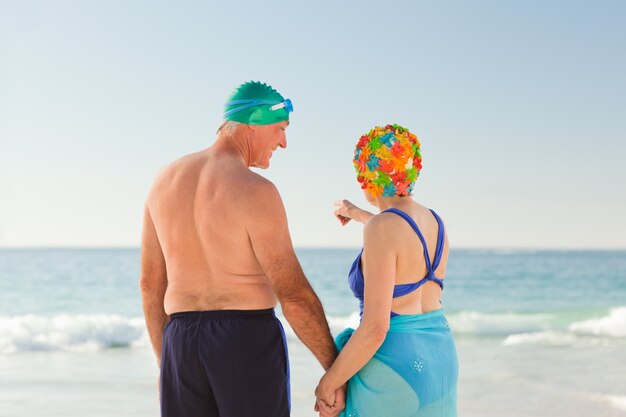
[334,200,375,225]
[316,214,397,403]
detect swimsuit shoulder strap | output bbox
[382,208,432,272]
[429,209,445,272]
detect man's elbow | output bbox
[278,278,318,306]
[281,291,320,319]
[281,296,311,316]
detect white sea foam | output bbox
[327,310,558,338]
[4,307,625,354]
[326,310,554,338]
[502,331,578,346]
[502,307,626,346]
[569,307,626,338]
[323,307,626,347]
[279,312,360,342]
[592,394,626,411]
[326,312,361,333]
[0,314,147,354]
[447,311,553,336]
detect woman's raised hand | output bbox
[334,200,374,225]
[334,200,358,226]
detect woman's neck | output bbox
[376,195,415,211]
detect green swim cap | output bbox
[224,81,293,125]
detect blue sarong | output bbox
[335,309,458,417]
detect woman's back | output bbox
[350,202,450,318]
[379,202,450,316]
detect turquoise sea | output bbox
[1,248,625,416]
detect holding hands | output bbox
[314,376,346,417]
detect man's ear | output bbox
[246,124,257,135]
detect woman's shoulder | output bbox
[369,206,447,237]
[363,211,409,243]
[366,210,402,228]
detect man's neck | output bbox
[213,131,252,167]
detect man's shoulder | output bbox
[245,170,276,188]
[152,152,194,181]
[145,153,196,202]
[241,172,281,204]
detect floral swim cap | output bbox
[354,124,422,198]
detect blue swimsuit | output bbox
[336,207,459,417]
[348,207,446,317]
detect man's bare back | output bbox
[140,81,344,416]
[146,148,278,315]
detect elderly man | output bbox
[139,81,344,417]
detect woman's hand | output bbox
[314,375,336,409]
[334,200,374,225]
[314,375,345,416]
[334,199,357,225]
[319,385,346,417]
[334,200,358,225]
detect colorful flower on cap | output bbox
[353,124,422,198]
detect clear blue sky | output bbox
[1,1,625,248]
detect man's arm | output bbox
[139,202,169,367]
[247,181,338,370]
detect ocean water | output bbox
[1,248,625,416]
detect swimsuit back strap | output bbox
[429,209,445,272]
[393,275,444,298]
[383,208,433,272]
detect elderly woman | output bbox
[315,124,459,417]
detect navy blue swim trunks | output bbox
[160,309,290,417]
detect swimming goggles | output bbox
[224,98,293,118]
